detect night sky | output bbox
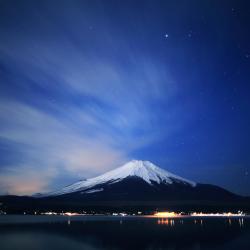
[0,0,250,196]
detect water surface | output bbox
[0,215,249,250]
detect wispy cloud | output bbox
[0,100,129,194]
[0,53,177,194]
[0,2,181,195]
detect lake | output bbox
[0,215,250,250]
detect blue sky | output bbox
[0,0,250,195]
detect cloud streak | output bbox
[0,1,182,195]
[0,50,178,194]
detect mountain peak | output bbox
[123,160,157,170]
[117,160,196,186]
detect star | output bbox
[165,34,169,39]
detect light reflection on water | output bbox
[67,219,71,225]
[156,217,245,228]
[0,216,250,250]
[239,218,244,227]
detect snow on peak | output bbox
[112,160,196,186]
[46,160,196,196]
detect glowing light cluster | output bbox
[154,212,177,218]
[63,212,79,216]
[191,212,245,217]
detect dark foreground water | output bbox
[0,215,250,250]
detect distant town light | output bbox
[190,212,245,217]
[154,212,177,218]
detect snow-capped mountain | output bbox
[46,160,196,196]
[1,160,244,213]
